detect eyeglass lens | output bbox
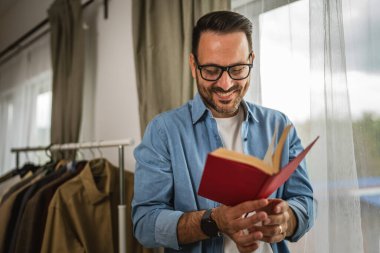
[200,65,251,81]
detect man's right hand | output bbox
[212,199,269,252]
[177,199,269,248]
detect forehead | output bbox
[197,31,250,65]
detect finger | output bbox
[232,211,267,231]
[261,232,286,243]
[232,199,269,219]
[233,230,263,247]
[259,198,287,214]
[269,199,288,214]
[252,223,288,238]
[237,242,260,253]
[214,205,268,235]
[264,211,289,226]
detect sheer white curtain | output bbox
[0,35,52,173]
[0,3,99,172]
[234,0,380,252]
[308,0,364,252]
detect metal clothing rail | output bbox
[10,138,133,253]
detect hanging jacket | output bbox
[41,158,152,253]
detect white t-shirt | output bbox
[215,107,273,253]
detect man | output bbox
[132,11,314,253]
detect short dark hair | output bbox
[192,11,253,57]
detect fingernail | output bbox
[260,199,268,206]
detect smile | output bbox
[214,89,238,100]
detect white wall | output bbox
[0,0,141,172]
[94,0,141,171]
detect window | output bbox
[343,1,380,251]
[0,35,52,172]
[233,0,380,252]
[233,0,310,137]
[33,90,52,146]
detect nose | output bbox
[217,70,234,91]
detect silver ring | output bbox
[279,225,283,234]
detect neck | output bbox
[211,106,240,118]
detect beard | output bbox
[196,73,249,117]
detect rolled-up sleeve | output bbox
[132,117,182,249]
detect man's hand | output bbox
[212,199,269,251]
[177,198,296,251]
[250,199,297,243]
[230,230,262,253]
[177,199,268,246]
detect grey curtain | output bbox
[133,0,230,135]
[48,0,85,159]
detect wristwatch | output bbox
[200,209,221,237]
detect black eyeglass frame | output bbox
[194,53,253,81]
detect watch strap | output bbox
[200,209,221,237]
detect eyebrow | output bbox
[195,54,251,67]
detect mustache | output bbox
[211,85,240,93]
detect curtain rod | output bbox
[11,139,134,153]
[0,0,106,63]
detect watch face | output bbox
[204,219,219,235]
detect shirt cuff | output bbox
[287,200,308,242]
[155,210,184,249]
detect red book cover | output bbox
[198,126,318,206]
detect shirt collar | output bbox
[191,93,209,124]
[191,93,259,124]
[80,158,116,205]
[241,99,259,123]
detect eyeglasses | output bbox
[194,54,253,81]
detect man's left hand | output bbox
[249,199,297,243]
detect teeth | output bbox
[216,90,234,97]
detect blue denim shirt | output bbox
[132,93,314,253]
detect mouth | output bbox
[213,88,239,101]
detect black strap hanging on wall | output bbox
[104,0,108,19]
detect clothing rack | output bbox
[10,138,134,253]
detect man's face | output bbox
[190,31,254,118]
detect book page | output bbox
[263,123,278,167]
[210,124,292,175]
[272,124,292,172]
[211,148,274,175]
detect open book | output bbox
[198,125,319,206]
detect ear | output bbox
[250,51,255,63]
[189,53,197,79]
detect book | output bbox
[198,125,319,206]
